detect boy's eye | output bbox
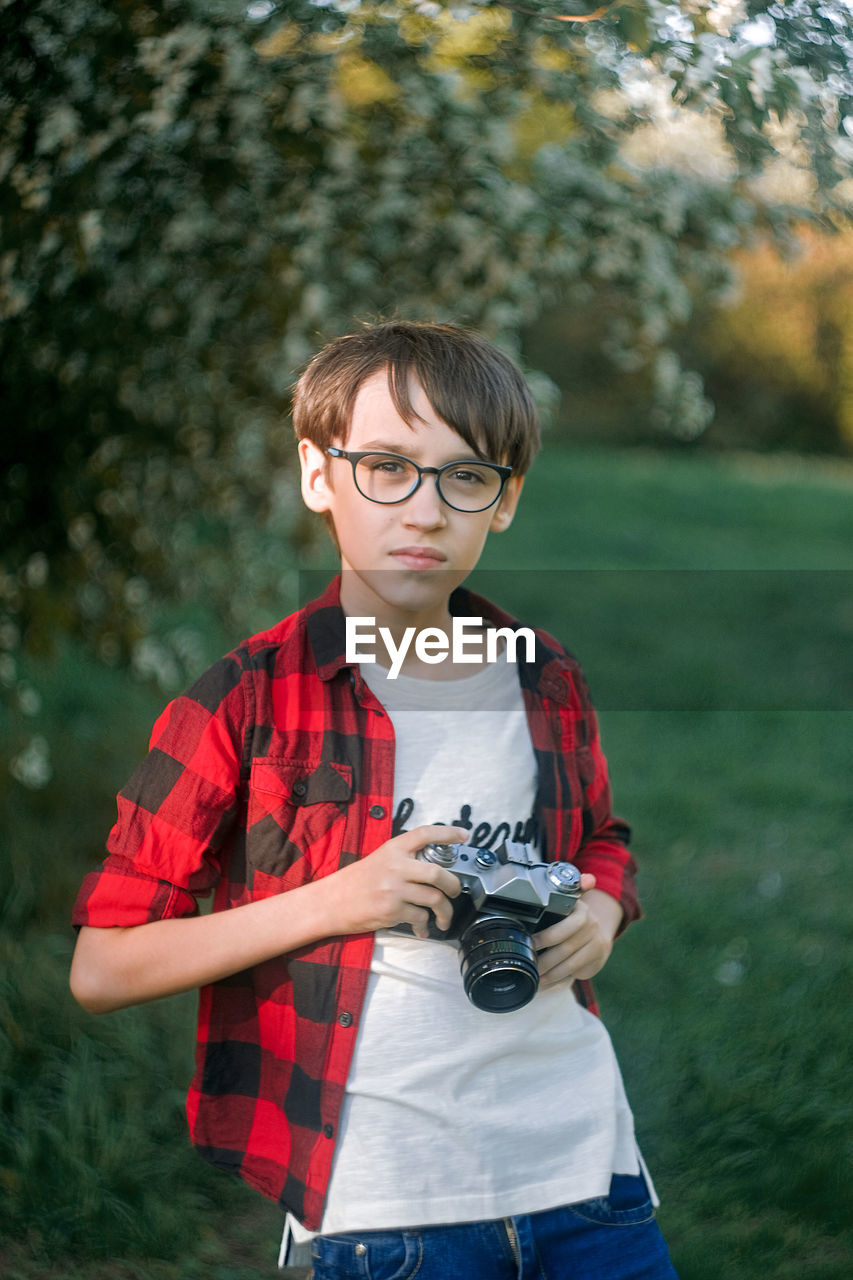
[368,456,408,474]
[448,467,487,485]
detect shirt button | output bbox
[323,1123,334,1139]
[292,781,307,797]
[338,1011,354,1027]
[368,804,385,819]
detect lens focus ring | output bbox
[459,915,539,1013]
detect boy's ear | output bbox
[298,438,334,513]
[489,475,524,533]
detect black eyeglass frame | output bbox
[326,447,513,513]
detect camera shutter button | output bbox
[424,843,458,866]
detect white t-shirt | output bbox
[290,653,646,1240]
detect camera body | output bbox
[390,840,582,1013]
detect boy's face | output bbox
[298,369,524,628]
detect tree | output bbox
[686,226,853,452]
[2,0,852,776]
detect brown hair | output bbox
[292,320,540,475]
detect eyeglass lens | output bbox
[354,454,503,512]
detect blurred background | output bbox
[1,1,852,1276]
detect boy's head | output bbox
[293,321,540,622]
[292,320,540,475]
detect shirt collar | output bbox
[304,573,572,703]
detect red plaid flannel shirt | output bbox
[72,575,639,1229]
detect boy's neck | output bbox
[338,571,453,638]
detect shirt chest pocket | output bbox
[245,757,353,889]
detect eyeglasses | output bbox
[327,448,512,513]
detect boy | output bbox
[71,321,677,1278]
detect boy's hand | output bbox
[321,825,468,939]
[532,877,623,987]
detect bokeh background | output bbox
[2,2,852,1277]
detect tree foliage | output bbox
[2,0,852,756]
[688,226,853,452]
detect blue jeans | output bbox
[309,1174,678,1279]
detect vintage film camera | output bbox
[390,840,582,1013]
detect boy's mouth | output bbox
[390,546,447,569]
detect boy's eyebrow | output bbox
[358,438,484,462]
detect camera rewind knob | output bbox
[546,863,582,894]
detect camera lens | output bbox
[459,915,539,1013]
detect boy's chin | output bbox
[342,566,468,618]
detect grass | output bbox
[487,444,853,570]
[598,710,853,1276]
[0,931,289,1279]
[2,443,852,1278]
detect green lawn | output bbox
[2,444,851,1279]
[490,445,853,570]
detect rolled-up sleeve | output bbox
[72,655,246,929]
[570,672,640,935]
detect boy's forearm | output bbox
[70,876,346,1014]
[70,823,467,1013]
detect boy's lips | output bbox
[390,546,447,568]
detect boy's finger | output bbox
[410,862,463,899]
[532,908,584,951]
[398,824,470,851]
[407,883,456,929]
[396,904,432,939]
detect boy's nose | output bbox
[402,474,447,527]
